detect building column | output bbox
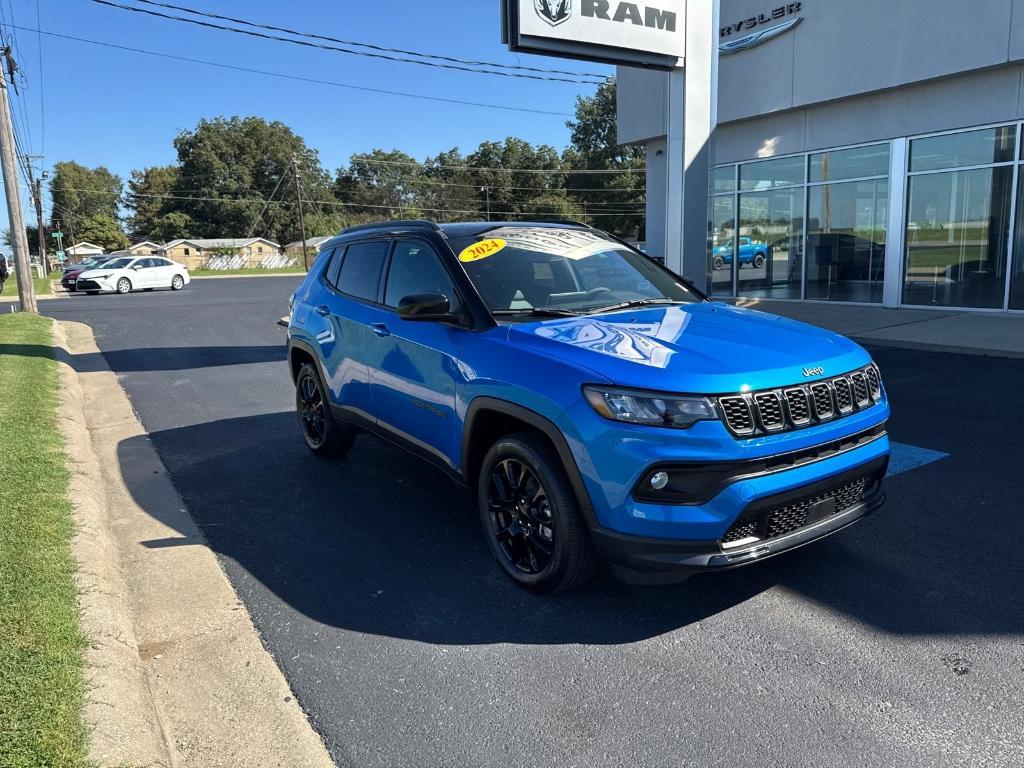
[883,138,908,308]
[664,1,720,284]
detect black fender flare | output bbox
[287,338,328,384]
[462,396,598,531]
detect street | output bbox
[42,277,1024,768]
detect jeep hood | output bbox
[507,303,871,393]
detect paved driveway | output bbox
[43,278,1024,767]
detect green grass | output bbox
[0,314,91,768]
[188,266,305,277]
[1,271,59,298]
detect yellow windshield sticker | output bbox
[459,238,507,263]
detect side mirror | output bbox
[132,264,143,270]
[397,292,452,321]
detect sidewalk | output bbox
[735,299,1024,359]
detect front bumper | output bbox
[590,454,888,583]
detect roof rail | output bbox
[339,220,442,236]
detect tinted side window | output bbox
[323,248,342,287]
[384,241,457,308]
[336,241,390,302]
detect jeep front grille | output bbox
[717,365,883,438]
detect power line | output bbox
[63,185,642,209]
[1,24,574,118]
[90,0,606,85]
[128,0,609,81]
[340,158,646,175]
[52,186,642,218]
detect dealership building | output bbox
[616,0,1024,313]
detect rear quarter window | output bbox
[336,240,390,302]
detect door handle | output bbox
[315,305,330,317]
[369,323,391,338]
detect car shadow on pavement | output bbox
[53,344,285,373]
[117,407,1023,644]
[117,411,777,645]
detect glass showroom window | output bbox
[709,165,736,297]
[707,155,806,300]
[904,126,1016,309]
[806,144,890,303]
[737,156,806,300]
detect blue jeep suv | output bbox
[287,221,889,593]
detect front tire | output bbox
[116,277,132,294]
[753,253,766,269]
[171,274,185,291]
[712,255,725,271]
[295,363,356,458]
[478,433,598,594]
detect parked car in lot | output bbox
[61,256,115,292]
[712,236,769,270]
[76,256,189,295]
[287,220,890,593]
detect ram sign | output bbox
[502,0,687,69]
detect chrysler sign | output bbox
[503,0,686,69]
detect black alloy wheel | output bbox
[297,370,328,449]
[294,362,356,458]
[488,459,555,575]
[478,433,598,593]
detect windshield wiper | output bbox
[492,308,582,318]
[585,299,685,315]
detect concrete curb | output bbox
[54,321,172,768]
[189,273,304,280]
[53,320,335,768]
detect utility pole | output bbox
[481,186,491,221]
[0,48,35,313]
[292,154,310,271]
[30,174,47,273]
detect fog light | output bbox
[650,472,670,491]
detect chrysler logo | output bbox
[720,3,803,55]
[803,366,825,378]
[720,17,802,54]
[535,0,572,26]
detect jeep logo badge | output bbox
[535,0,572,26]
[803,367,825,378]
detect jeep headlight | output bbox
[583,386,718,429]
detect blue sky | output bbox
[0,0,612,224]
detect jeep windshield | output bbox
[449,226,702,317]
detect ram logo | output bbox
[536,0,572,26]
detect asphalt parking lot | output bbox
[42,278,1024,768]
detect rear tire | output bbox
[478,432,598,594]
[712,255,725,271]
[116,277,132,294]
[753,253,766,269]
[295,362,356,458]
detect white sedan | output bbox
[76,256,190,295]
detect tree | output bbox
[49,161,123,225]
[171,116,335,244]
[563,79,646,238]
[126,165,179,239]
[467,138,576,220]
[77,214,130,252]
[335,149,423,219]
[149,211,197,242]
